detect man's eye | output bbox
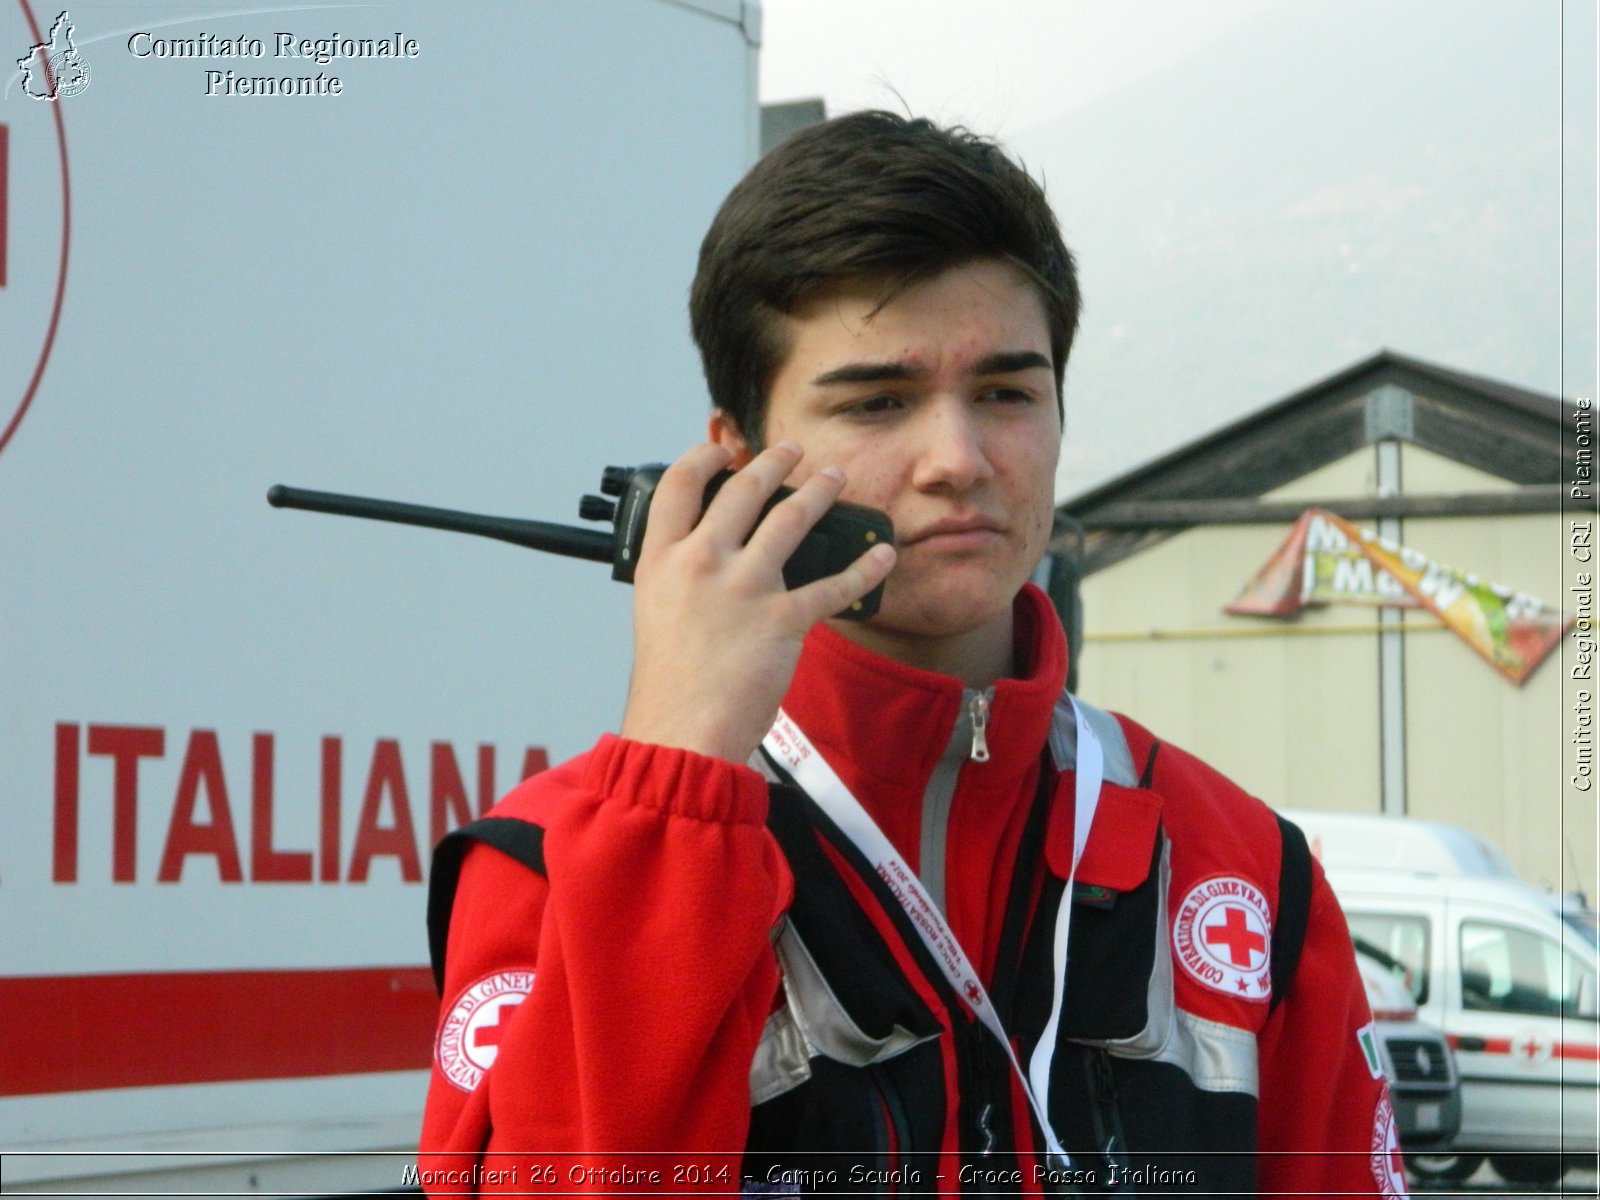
[979,387,1035,404]
[844,395,902,417]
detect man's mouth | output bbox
[901,517,1005,549]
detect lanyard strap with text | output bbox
[761,698,1104,1163]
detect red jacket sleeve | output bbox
[417,735,793,1196]
[1256,858,1409,1198]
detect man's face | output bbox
[715,258,1062,647]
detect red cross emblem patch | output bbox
[1171,876,1273,1002]
[1369,1094,1407,1198]
[436,969,535,1092]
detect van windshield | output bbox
[1563,908,1598,950]
[1461,920,1599,1020]
[1346,913,1430,1005]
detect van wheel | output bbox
[1404,1153,1483,1185]
[1489,1153,1564,1186]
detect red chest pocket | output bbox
[1044,780,1162,891]
[1043,780,1164,1042]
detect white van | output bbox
[1284,812,1600,1188]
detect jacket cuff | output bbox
[583,734,771,825]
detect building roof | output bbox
[1057,350,1574,574]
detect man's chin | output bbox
[857,588,1020,643]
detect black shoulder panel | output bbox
[1137,740,1162,789]
[427,816,547,995]
[1269,814,1313,1015]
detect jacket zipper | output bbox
[917,688,995,914]
[968,691,991,762]
[867,1065,906,1193]
[957,1017,1007,1195]
[916,688,1001,1185]
[1087,1047,1134,1191]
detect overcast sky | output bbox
[756,0,1597,497]
[759,0,1282,135]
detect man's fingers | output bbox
[643,442,891,628]
[740,465,846,564]
[644,443,735,546]
[692,441,804,547]
[789,541,897,625]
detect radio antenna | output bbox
[266,485,614,563]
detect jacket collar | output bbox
[781,584,1069,839]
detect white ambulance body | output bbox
[0,1,758,1193]
[1287,808,1521,881]
[1285,812,1599,1186]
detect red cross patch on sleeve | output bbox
[1171,876,1273,1002]
[1370,1094,1408,1197]
[435,969,535,1092]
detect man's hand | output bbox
[618,441,896,764]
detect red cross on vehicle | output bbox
[1204,905,1266,968]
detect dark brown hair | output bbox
[690,110,1080,446]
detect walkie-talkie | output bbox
[268,464,894,620]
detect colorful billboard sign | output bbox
[1227,509,1569,684]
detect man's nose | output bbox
[911,399,995,491]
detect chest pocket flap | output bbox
[1044,781,1161,892]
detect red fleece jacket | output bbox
[418,585,1402,1197]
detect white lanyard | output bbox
[762,697,1104,1163]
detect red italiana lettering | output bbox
[85,724,165,883]
[430,742,496,847]
[520,746,550,780]
[348,739,422,883]
[158,730,244,883]
[52,723,79,882]
[51,725,548,884]
[320,736,342,883]
[251,733,313,883]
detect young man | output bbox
[420,112,1405,1196]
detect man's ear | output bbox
[708,410,756,468]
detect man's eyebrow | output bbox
[811,350,1052,388]
[811,361,925,387]
[973,350,1053,376]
